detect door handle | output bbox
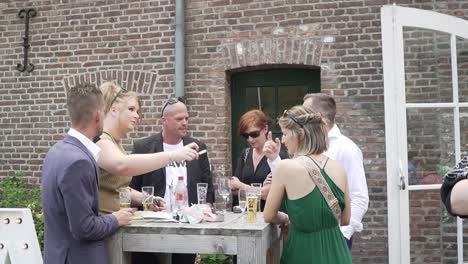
[398,160,406,190]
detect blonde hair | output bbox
[278,105,328,156]
[99,81,141,116]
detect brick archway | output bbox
[218,36,328,70]
[62,70,159,95]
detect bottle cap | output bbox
[178,176,184,181]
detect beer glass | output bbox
[118,187,131,209]
[142,186,154,211]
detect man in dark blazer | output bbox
[130,97,214,264]
[41,83,135,264]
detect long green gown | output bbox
[281,160,352,264]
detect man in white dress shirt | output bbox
[303,93,369,249]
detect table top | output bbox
[123,212,272,237]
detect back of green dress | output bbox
[281,160,352,264]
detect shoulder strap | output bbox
[298,156,342,222]
[323,157,330,168]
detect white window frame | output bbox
[382,4,468,264]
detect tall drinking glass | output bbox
[251,183,262,212]
[246,188,258,224]
[238,189,247,213]
[118,187,131,209]
[142,186,154,211]
[197,183,208,204]
[217,176,231,214]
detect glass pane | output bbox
[458,36,468,103]
[403,27,452,104]
[245,86,275,117]
[461,107,468,156]
[276,85,308,137]
[409,190,467,264]
[407,108,455,185]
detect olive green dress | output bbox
[281,160,352,264]
[98,132,130,215]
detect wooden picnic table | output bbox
[108,212,280,264]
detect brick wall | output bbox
[2,0,468,263]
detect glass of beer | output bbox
[250,183,262,212]
[142,186,154,211]
[246,188,258,224]
[118,187,131,209]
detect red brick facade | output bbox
[2,0,468,263]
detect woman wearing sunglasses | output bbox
[264,105,351,264]
[95,81,200,215]
[230,109,288,211]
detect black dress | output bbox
[233,147,288,210]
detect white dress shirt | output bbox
[325,124,369,239]
[68,128,101,162]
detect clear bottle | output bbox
[173,176,188,222]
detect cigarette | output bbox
[198,149,207,155]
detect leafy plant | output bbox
[200,254,232,264]
[0,174,44,252]
[436,164,451,177]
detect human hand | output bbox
[263,131,281,160]
[279,212,290,240]
[230,176,242,190]
[172,142,199,161]
[263,173,273,185]
[146,196,166,212]
[112,208,136,226]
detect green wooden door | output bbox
[231,68,320,168]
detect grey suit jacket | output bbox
[41,135,118,264]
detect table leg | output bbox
[157,253,172,264]
[238,236,266,263]
[267,238,280,264]
[108,230,130,264]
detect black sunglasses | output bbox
[110,87,128,106]
[282,110,304,128]
[241,130,262,139]
[161,96,185,116]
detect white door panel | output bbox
[382,5,468,264]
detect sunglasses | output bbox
[110,87,128,106]
[241,130,262,139]
[161,96,185,116]
[282,110,304,128]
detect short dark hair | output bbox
[303,93,336,125]
[67,83,103,127]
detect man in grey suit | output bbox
[41,83,135,264]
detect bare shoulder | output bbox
[275,158,307,180]
[96,138,115,150]
[323,159,347,189]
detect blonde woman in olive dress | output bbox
[96,81,200,214]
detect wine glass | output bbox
[238,189,247,213]
[217,176,231,214]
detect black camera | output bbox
[441,161,468,218]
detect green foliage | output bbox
[0,174,44,252]
[200,254,231,264]
[436,164,451,177]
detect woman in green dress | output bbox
[264,105,352,264]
